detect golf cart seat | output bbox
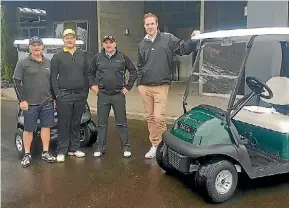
[234,76,289,133]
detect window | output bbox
[30,28,38,37]
[39,28,46,37]
[53,21,89,51]
[20,27,46,39]
[21,29,29,38]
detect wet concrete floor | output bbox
[1,99,289,208]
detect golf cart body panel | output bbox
[171,105,232,145]
[157,27,289,203]
[234,109,289,160]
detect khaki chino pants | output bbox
[138,84,169,146]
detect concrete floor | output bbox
[2,99,289,208]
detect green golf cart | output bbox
[156,27,289,203]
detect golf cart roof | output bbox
[191,27,289,41]
[13,38,84,47]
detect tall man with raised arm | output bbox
[137,13,200,159]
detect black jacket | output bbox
[50,49,91,97]
[137,31,198,86]
[88,49,137,95]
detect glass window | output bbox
[21,29,29,38]
[77,22,88,51]
[64,22,77,31]
[39,28,46,37]
[29,28,38,37]
[54,21,89,51]
[54,23,64,38]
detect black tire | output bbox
[156,141,174,173]
[87,120,98,145]
[14,129,41,158]
[194,160,238,204]
[15,129,25,158]
[80,123,91,147]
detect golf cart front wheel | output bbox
[195,160,238,203]
[80,123,91,147]
[156,141,174,173]
[15,129,25,158]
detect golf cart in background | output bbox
[13,38,98,157]
[156,27,289,203]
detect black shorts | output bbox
[23,101,54,132]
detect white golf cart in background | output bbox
[12,38,98,157]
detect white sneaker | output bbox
[145,146,157,159]
[68,151,85,158]
[93,152,102,157]
[57,154,65,162]
[124,151,131,158]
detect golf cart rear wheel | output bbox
[80,123,91,147]
[15,129,25,158]
[195,160,238,203]
[156,141,173,173]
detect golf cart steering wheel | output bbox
[246,76,273,99]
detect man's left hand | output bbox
[191,30,201,38]
[122,88,129,95]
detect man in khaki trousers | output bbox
[137,13,200,159]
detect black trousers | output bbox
[56,91,87,154]
[95,91,130,152]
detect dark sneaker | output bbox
[41,151,56,163]
[21,153,32,168]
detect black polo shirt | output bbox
[50,48,90,97]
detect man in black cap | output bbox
[13,36,56,168]
[50,29,90,162]
[88,35,137,158]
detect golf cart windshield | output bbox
[184,27,289,116]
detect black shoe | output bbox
[41,151,56,163]
[21,153,32,168]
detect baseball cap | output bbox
[63,29,76,37]
[103,35,116,42]
[29,36,43,45]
